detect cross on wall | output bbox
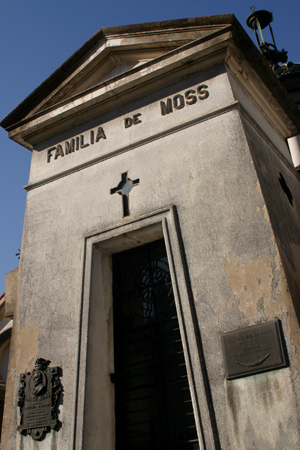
[110,172,140,217]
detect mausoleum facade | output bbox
[1,14,300,450]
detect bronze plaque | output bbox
[221,320,287,380]
[18,358,63,440]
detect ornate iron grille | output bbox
[113,240,199,450]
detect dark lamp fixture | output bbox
[246,6,288,66]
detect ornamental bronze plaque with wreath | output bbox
[18,358,63,440]
[221,320,287,380]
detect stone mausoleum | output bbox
[1,13,300,450]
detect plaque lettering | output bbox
[18,358,63,440]
[221,320,287,380]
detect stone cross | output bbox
[110,172,140,217]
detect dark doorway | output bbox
[113,239,199,449]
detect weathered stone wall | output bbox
[2,59,300,450]
[4,268,19,319]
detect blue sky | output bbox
[1,0,299,293]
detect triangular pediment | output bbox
[30,22,229,116]
[2,17,233,126]
[8,14,287,150]
[36,47,174,112]
[2,14,300,152]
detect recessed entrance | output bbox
[113,239,199,450]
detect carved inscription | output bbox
[221,320,287,380]
[160,85,209,115]
[124,113,142,128]
[18,358,63,441]
[47,127,106,162]
[45,83,209,163]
